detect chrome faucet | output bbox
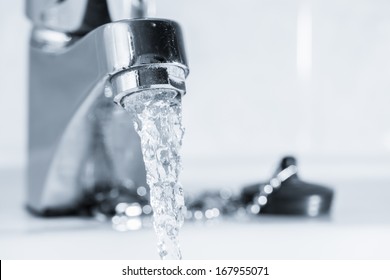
[26,0,189,215]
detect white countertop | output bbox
[1,168,390,259]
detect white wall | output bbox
[1,0,389,183]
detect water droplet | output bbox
[143,205,153,215]
[125,203,142,217]
[126,218,142,230]
[250,204,260,214]
[264,184,273,194]
[137,186,147,196]
[257,196,268,206]
[115,202,128,214]
[194,210,203,220]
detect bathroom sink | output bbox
[1,167,390,259]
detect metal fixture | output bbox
[26,0,156,34]
[26,0,189,215]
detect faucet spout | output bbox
[27,19,189,215]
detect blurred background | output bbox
[1,0,390,185]
[0,0,389,259]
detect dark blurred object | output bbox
[241,156,334,217]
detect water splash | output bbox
[122,89,185,260]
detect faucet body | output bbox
[27,1,188,215]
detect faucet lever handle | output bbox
[26,0,156,34]
[107,0,156,20]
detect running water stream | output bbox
[122,89,186,260]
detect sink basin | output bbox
[1,168,390,259]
